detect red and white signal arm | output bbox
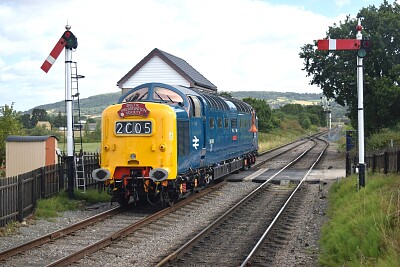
[40,37,67,73]
[317,39,360,51]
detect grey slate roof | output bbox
[6,135,58,142]
[117,48,217,91]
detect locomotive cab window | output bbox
[122,87,149,102]
[153,87,184,104]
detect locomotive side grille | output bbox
[202,94,229,110]
[229,98,253,113]
[177,120,190,156]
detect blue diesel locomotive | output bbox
[92,82,258,206]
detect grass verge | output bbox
[258,128,314,153]
[34,189,111,219]
[320,173,400,266]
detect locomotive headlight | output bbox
[92,168,110,182]
[150,168,169,181]
[130,153,136,160]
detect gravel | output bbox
[0,137,346,266]
[0,203,115,252]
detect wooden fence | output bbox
[346,148,400,176]
[0,153,100,227]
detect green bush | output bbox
[366,128,400,151]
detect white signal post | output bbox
[317,19,367,187]
[41,24,78,198]
[65,26,74,158]
[356,20,366,187]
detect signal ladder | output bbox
[70,61,87,191]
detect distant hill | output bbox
[27,92,122,117]
[27,90,330,118]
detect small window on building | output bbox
[210,117,215,128]
[224,118,229,128]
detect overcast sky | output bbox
[0,0,389,112]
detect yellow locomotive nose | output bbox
[97,102,177,182]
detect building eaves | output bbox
[117,48,217,91]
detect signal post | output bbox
[317,19,370,188]
[41,25,78,198]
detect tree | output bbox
[218,91,233,98]
[53,111,66,128]
[305,105,325,126]
[299,1,400,135]
[242,97,274,132]
[19,113,32,129]
[298,113,312,129]
[0,104,24,165]
[279,104,304,116]
[31,108,49,127]
[93,121,101,141]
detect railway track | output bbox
[155,136,328,266]
[0,133,328,266]
[0,182,226,266]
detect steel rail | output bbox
[46,181,227,267]
[155,139,319,266]
[0,205,122,261]
[240,137,329,266]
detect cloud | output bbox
[0,0,343,112]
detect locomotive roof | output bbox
[175,85,252,113]
[120,83,253,114]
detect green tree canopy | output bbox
[242,97,273,132]
[19,113,32,129]
[0,104,24,165]
[31,108,49,127]
[53,111,66,128]
[299,0,400,135]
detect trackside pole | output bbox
[317,21,366,188]
[41,24,78,198]
[65,34,75,198]
[356,20,366,187]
